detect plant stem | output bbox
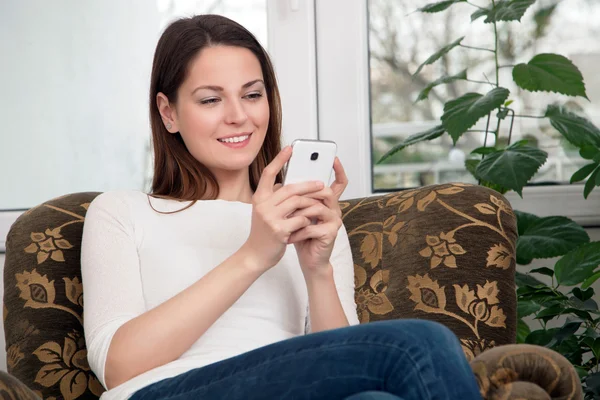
[466,79,497,86]
[514,114,546,119]
[466,0,486,9]
[460,44,495,53]
[491,0,500,86]
[465,130,497,134]
[507,109,515,145]
[483,114,492,150]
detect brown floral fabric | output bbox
[340,183,518,359]
[1,185,580,399]
[4,193,103,400]
[471,344,582,400]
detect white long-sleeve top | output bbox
[80,190,359,400]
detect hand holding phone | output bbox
[283,139,337,187]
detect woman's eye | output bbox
[200,98,220,105]
[245,92,263,100]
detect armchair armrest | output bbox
[0,370,40,399]
[471,344,582,399]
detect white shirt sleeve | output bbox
[305,223,360,334]
[80,192,146,388]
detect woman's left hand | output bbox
[287,157,349,276]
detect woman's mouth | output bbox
[217,133,252,149]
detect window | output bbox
[367,0,600,191]
[316,0,600,226]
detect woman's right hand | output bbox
[241,146,324,273]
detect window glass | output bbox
[368,0,600,190]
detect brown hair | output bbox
[148,14,283,207]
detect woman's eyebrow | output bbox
[192,79,265,94]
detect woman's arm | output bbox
[305,263,350,332]
[304,225,360,333]
[82,193,263,390]
[104,247,262,389]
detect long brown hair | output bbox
[149,14,283,205]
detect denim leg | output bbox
[344,391,404,400]
[131,319,481,400]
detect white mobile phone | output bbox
[283,139,337,186]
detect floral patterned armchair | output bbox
[3,183,582,399]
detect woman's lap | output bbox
[130,319,481,400]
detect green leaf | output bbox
[584,166,600,199]
[554,317,584,343]
[533,4,557,38]
[475,143,548,196]
[583,271,600,290]
[516,216,590,261]
[515,271,546,288]
[526,328,559,346]
[545,105,600,148]
[465,159,510,193]
[470,8,488,22]
[418,0,467,13]
[377,125,445,164]
[580,146,600,160]
[515,210,540,236]
[518,300,541,317]
[497,108,510,120]
[535,304,564,322]
[414,37,465,76]
[513,54,588,99]
[474,0,536,23]
[470,146,499,156]
[465,158,480,178]
[573,287,595,302]
[571,163,599,184]
[590,338,600,359]
[416,70,467,102]
[441,88,510,143]
[531,267,554,277]
[516,318,531,344]
[555,242,600,286]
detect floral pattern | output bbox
[24,229,73,264]
[418,231,466,268]
[33,331,103,399]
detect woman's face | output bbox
[164,45,269,174]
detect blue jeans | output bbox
[130,320,482,400]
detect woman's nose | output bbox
[224,99,248,125]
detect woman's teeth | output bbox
[218,135,249,143]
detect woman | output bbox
[81,14,482,400]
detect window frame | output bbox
[314,0,600,227]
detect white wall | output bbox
[0,1,161,210]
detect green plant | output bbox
[376,1,600,397]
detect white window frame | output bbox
[314,0,600,227]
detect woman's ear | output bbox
[157,92,179,133]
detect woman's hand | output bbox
[241,146,324,274]
[287,157,349,276]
